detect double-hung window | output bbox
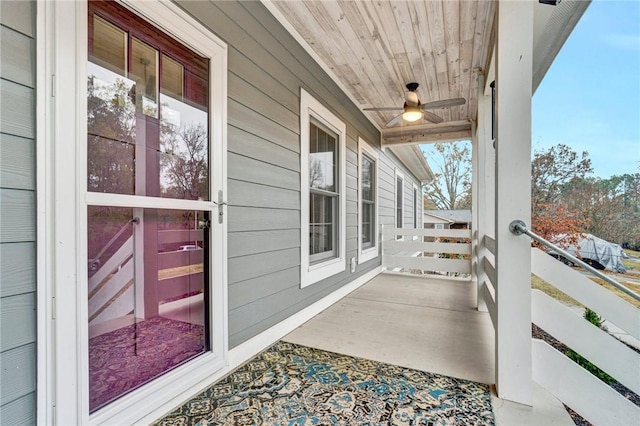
[300,89,346,287]
[309,120,339,262]
[358,138,379,264]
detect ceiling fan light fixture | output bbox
[402,105,422,122]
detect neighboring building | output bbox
[424,210,472,230]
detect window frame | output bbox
[413,183,420,239]
[300,89,346,288]
[357,137,379,264]
[395,168,405,240]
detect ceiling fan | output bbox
[364,82,466,127]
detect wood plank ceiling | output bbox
[269,0,497,146]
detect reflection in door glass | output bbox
[87,206,208,412]
[87,8,209,201]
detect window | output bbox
[309,120,338,262]
[300,89,346,287]
[358,138,379,264]
[395,169,404,239]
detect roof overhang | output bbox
[389,145,434,183]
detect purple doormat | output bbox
[89,316,205,412]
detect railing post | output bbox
[494,0,534,406]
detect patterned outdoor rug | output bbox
[155,341,494,425]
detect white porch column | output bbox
[494,0,534,405]
[475,74,494,313]
[471,119,479,299]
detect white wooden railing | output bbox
[530,247,640,425]
[382,227,472,276]
[88,236,135,326]
[478,225,640,424]
[479,234,496,327]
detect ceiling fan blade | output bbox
[423,110,444,124]
[363,107,403,111]
[421,97,466,110]
[384,113,404,127]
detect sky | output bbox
[532,0,640,178]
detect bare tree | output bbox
[423,142,472,210]
[532,144,592,207]
[161,123,209,200]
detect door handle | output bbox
[213,190,227,224]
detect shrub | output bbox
[566,308,614,385]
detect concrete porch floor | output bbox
[284,272,574,425]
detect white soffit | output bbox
[390,145,434,183]
[532,0,591,93]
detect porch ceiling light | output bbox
[402,105,423,122]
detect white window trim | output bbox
[357,137,379,264]
[394,168,405,240]
[300,88,346,288]
[40,2,228,425]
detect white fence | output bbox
[382,227,472,276]
[530,247,640,424]
[477,232,640,424]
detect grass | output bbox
[624,248,640,257]
[588,277,640,308]
[531,275,582,307]
[622,249,639,271]
[531,272,640,309]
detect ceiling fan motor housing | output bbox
[406,82,420,92]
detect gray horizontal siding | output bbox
[0,343,36,406]
[228,206,300,233]
[228,230,299,259]
[0,243,36,298]
[0,1,35,37]
[178,0,382,348]
[0,134,35,190]
[0,188,36,243]
[1,2,37,421]
[0,79,34,139]
[0,26,35,88]
[228,179,299,210]
[0,392,36,426]
[228,152,299,191]
[177,0,423,348]
[0,293,36,352]
[228,247,300,285]
[228,126,299,172]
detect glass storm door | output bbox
[86,0,215,412]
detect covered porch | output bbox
[155,271,574,425]
[285,272,574,425]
